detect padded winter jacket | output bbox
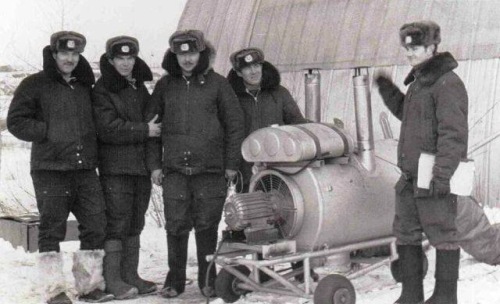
[7,46,97,171]
[378,52,468,183]
[147,43,245,174]
[92,54,153,176]
[227,61,307,186]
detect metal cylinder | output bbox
[304,69,321,122]
[353,68,374,151]
[241,123,354,163]
[353,68,376,172]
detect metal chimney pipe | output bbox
[353,67,376,172]
[304,69,321,122]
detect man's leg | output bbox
[417,194,460,304]
[32,170,72,304]
[72,170,117,302]
[393,179,425,304]
[97,174,138,299]
[191,173,226,297]
[121,176,157,294]
[160,172,192,298]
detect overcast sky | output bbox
[0,0,188,69]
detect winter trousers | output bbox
[162,172,226,293]
[31,169,106,252]
[100,174,151,240]
[393,178,459,248]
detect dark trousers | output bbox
[162,172,226,291]
[162,172,226,236]
[31,169,107,252]
[100,174,152,240]
[393,178,459,248]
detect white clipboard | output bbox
[417,152,475,196]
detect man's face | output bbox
[53,51,80,76]
[404,45,434,67]
[236,63,263,87]
[110,55,136,79]
[176,52,200,76]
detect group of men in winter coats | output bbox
[6,20,500,304]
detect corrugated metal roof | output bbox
[179,0,500,73]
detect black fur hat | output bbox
[400,20,441,47]
[230,48,265,71]
[106,36,139,58]
[50,31,86,53]
[169,29,206,54]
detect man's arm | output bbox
[217,79,245,176]
[432,75,469,181]
[280,87,308,125]
[92,89,151,144]
[375,74,405,121]
[145,78,167,178]
[7,77,47,142]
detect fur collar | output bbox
[99,54,152,93]
[161,40,216,84]
[404,52,458,86]
[42,45,95,86]
[227,61,281,96]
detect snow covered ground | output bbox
[1,213,500,304]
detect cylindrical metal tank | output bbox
[248,139,399,252]
[242,123,355,163]
[304,69,321,122]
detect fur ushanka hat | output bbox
[400,20,441,47]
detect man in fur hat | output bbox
[227,48,307,192]
[375,21,467,304]
[92,36,160,300]
[147,29,245,298]
[7,31,112,304]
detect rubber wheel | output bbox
[313,274,355,304]
[215,265,251,303]
[390,252,428,282]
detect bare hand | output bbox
[151,169,163,186]
[148,114,162,137]
[225,169,237,181]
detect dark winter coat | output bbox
[147,43,245,175]
[227,61,307,186]
[92,54,153,176]
[7,46,97,171]
[227,61,307,136]
[378,52,468,184]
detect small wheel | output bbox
[215,265,251,303]
[390,252,428,282]
[313,274,355,304]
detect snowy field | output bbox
[1,221,500,304]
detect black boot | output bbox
[121,236,157,295]
[195,228,219,297]
[103,240,138,299]
[160,234,189,298]
[425,249,460,304]
[394,245,424,304]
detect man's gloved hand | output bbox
[429,176,451,198]
[374,71,394,89]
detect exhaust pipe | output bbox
[353,67,376,172]
[304,69,321,122]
